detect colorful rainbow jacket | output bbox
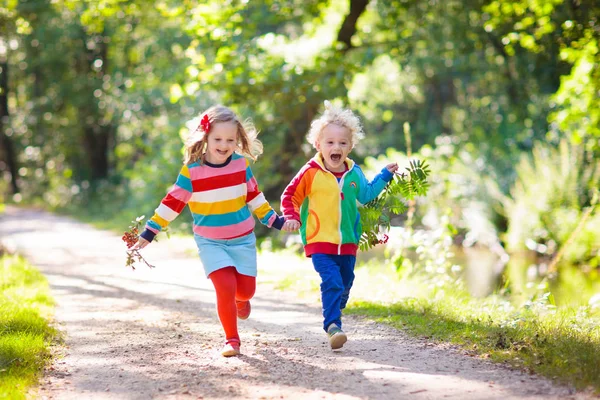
[281,153,392,257]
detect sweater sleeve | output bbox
[140,165,193,242]
[355,165,394,205]
[245,161,284,230]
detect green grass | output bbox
[0,253,58,399]
[346,293,600,392]
[268,259,600,392]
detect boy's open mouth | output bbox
[330,154,342,162]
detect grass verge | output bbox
[266,256,600,393]
[345,293,600,393]
[0,252,58,399]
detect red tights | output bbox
[208,267,255,344]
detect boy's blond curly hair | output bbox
[306,100,365,149]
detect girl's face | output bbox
[204,121,239,164]
[315,123,353,173]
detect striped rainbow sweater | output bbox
[140,153,284,242]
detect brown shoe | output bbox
[236,300,251,320]
[327,325,347,350]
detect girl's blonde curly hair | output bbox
[183,105,263,164]
[306,100,365,149]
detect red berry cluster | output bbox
[122,227,138,249]
[122,221,155,270]
[369,234,390,246]
[379,234,389,244]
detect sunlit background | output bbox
[1,0,598,309]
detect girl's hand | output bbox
[386,163,399,173]
[283,219,301,232]
[131,237,150,250]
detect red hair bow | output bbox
[200,114,211,133]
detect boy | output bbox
[281,101,398,349]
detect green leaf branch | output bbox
[359,160,431,251]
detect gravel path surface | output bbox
[0,206,594,400]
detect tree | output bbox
[484,0,600,153]
[0,2,20,195]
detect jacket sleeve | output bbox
[140,165,193,242]
[280,164,312,223]
[245,161,284,230]
[355,165,394,205]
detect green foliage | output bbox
[359,159,430,251]
[549,35,600,153]
[3,0,194,201]
[497,140,600,266]
[349,0,555,179]
[483,0,600,153]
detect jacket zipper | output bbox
[321,159,352,255]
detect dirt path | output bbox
[0,206,594,400]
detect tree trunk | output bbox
[273,0,371,196]
[82,124,111,180]
[78,29,112,181]
[0,61,19,194]
[337,0,370,52]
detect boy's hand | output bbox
[131,237,150,250]
[283,219,301,232]
[386,163,399,173]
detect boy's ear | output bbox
[314,140,321,151]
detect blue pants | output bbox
[311,253,356,332]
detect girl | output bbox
[133,105,284,357]
[281,101,398,350]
